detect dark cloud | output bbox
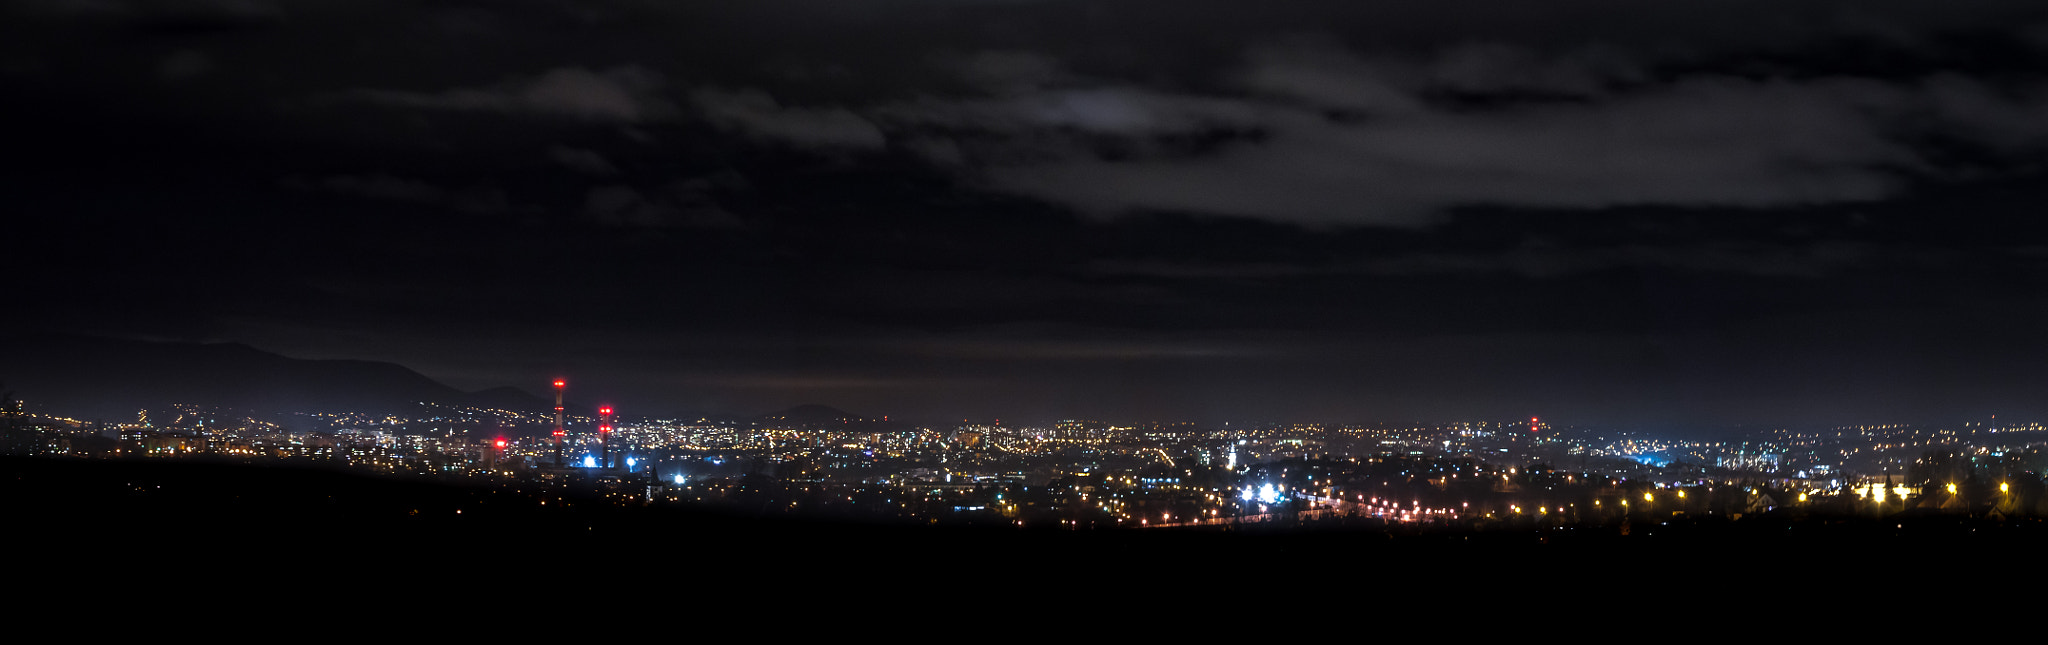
[348,66,671,122]
[12,0,2048,426]
[977,75,1924,222]
[1233,39,1427,113]
[548,147,619,175]
[1425,42,1645,97]
[15,0,282,22]
[1352,240,1888,279]
[690,87,886,149]
[883,86,1263,138]
[880,39,2048,224]
[941,50,1068,93]
[579,180,742,229]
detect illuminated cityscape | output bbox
[10,0,2048,609]
[8,379,2043,534]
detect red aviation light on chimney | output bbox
[600,407,613,415]
[554,379,565,388]
[495,439,507,449]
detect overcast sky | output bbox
[10,0,2048,431]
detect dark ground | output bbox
[9,456,2041,625]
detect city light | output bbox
[21,386,2047,535]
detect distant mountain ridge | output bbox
[0,334,548,420]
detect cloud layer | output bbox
[875,41,2048,223]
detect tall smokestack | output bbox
[599,405,615,470]
[552,379,566,467]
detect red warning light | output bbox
[600,407,613,415]
[553,380,565,388]
[495,439,507,449]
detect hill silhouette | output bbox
[0,334,547,419]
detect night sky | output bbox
[11,0,2048,431]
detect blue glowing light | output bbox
[583,455,596,468]
[673,474,685,485]
[1630,454,1670,467]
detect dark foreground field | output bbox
[9,456,2042,615]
